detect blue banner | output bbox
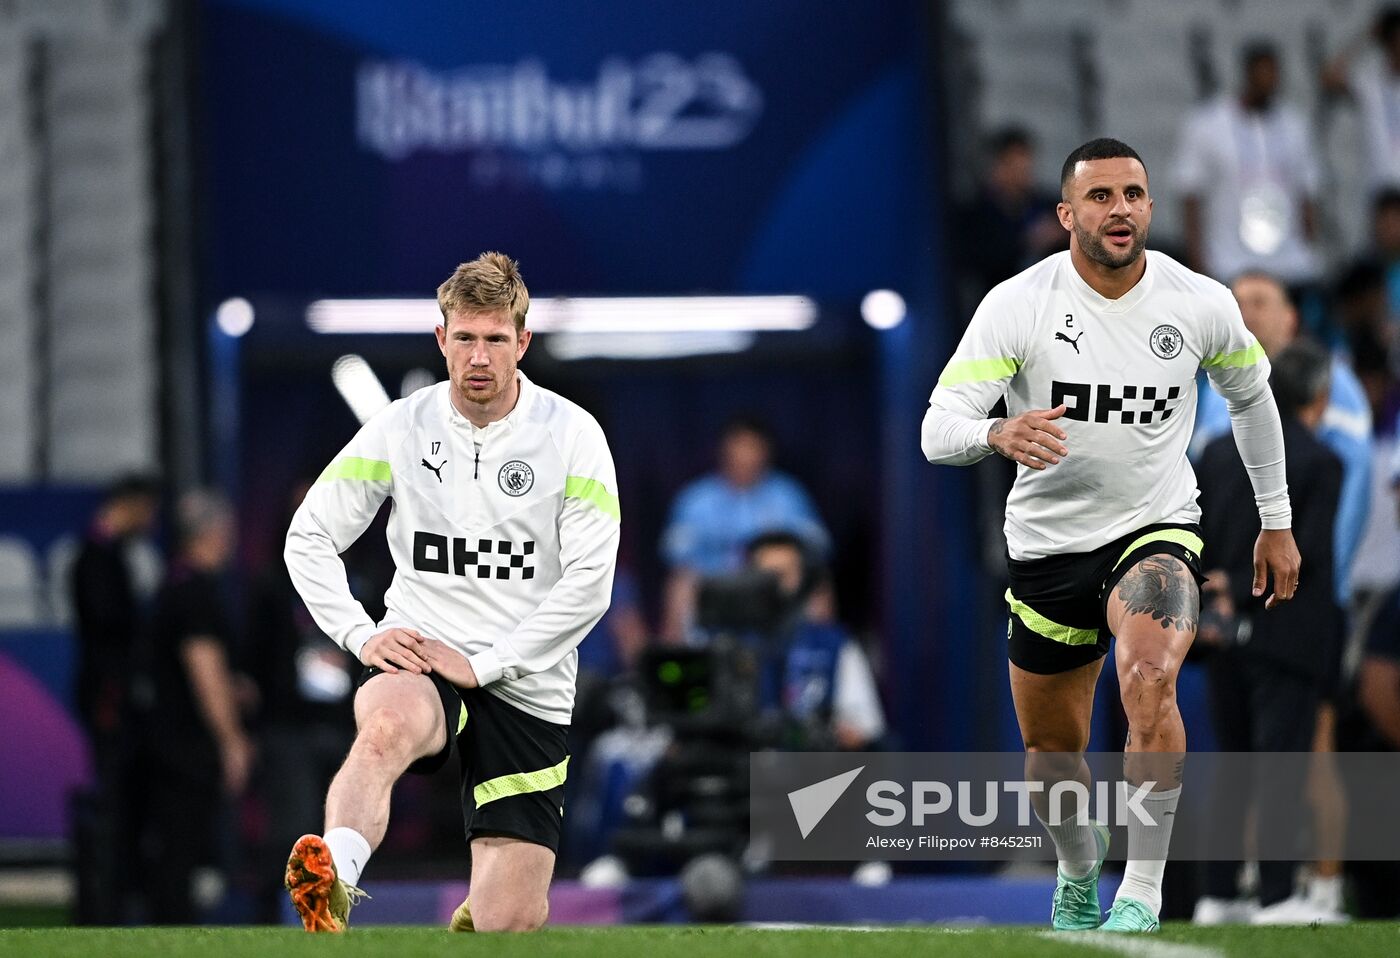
[200,0,934,303]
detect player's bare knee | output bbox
[1119,660,1176,725]
[358,706,414,758]
[1024,744,1084,782]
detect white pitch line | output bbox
[1036,930,1224,958]
[743,923,914,932]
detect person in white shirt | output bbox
[922,139,1301,933]
[1323,7,1400,194]
[281,252,620,933]
[1176,42,1322,288]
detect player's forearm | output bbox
[1224,388,1292,528]
[469,512,619,684]
[469,560,615,684]
[920,405,999,466]
[284,516,378,660]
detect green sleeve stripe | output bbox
[1005,589,1099,646]
[317,456,392,482]
[565,476,620,521]
[1202,341,1265,369]
[473,756,569,809]
[938,357,1022,387]
[1113,529,1205,571]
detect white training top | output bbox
[285,372,620,724]
[922,250,1291,561]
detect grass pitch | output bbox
[1,923,1397,958]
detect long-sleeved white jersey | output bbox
[922,250,1291,560]
[285,372,619,724]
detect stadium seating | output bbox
[949,0,1379,261]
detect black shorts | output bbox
[358,667,570,852]
[1005,523,1207,675]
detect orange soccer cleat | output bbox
[284,834,367,932]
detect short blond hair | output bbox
[436,252,530,331]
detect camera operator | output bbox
[742,532,885,751]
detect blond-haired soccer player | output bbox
[922,139,1300,932]
[282,252,619,932]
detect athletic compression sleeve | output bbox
[1203,292,1292,529]
[921,406,1002,466]
[922,283,1027,465]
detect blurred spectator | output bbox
[1372,189,1400,317]
[563,565,652,872]
[1194,340,1343,924]
[69,473,159,925]
[949,127,1060,654]
[243,482,357,921]
[953,126,1063,305]
[1343,407,1400,709]
[137,491,254,923]
[743,532,884,750]
[1176,42,1322,296]
[71,474,161,746]
[576,567,650,682]
[1191,272,1371,607]
[1323,5,1400,194]
[1334,259,1398,426]
[660,418,828,641]
[1340,584,1400,917]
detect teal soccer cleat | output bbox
[1099,897,1161,933]
[1050,822,1111,930]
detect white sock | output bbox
[1309,874,1343,911]
[1114,782,1181,915]
[1035,807,1100,879]
[323,827,372,888]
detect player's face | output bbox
[435,309,532,408]
[1057,157,1152,270]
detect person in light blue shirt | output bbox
[1191,272,1372,604]
[660,418,829,640]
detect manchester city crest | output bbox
[498,460,534,496]
[1149,324,1183,360]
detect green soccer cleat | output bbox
[1050,822,1111,930]
[285,834,369,932]
[1099,896,1161,933]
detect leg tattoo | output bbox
[1116,556,1198,633]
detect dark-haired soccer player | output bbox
[922,139,1300,932]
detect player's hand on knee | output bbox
[420,638,480,688]
[362,627,433,674]
[988,404,1070,470]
